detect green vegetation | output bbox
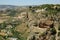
[58,25,60,30]
[7,9,17,16]
[0,36,4,40]
[0,22,6,29]
[31,35,36,40]
[0,4,60,40]
[58,32,60,36]
[12,31,24,40]
[50,28,57,35]
[51,35,56,40]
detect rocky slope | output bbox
[0,4,60,40]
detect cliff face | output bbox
[0,4,60,40]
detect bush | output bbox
[8,10,17,16]
[58,25,60,30]
[0,36,4,40]
[50,28,57,35]
[0,22,6,29]
[58,32,60,36]
[31,35,36,40]
[50,35,56,40]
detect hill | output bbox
[0,4,60,40]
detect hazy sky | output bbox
[0,0,60,6]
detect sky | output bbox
[0,0,60,6]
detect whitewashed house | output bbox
[8,38,17,40]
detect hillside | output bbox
[0,4,60,40]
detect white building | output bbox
[8,38,17,40]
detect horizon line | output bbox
[0,3,60,6]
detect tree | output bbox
[29,6,32,9]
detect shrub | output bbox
[50,28,57,35]
[0,22,6,29]
[58,32,60,36]
[58,25,60,30]
[0,36,4,40]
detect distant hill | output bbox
[0,5,18,10]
